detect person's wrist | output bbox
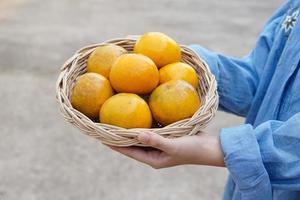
[195,134,225,167]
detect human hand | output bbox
[108,132,225,169]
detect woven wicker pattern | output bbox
[56,38,219,146]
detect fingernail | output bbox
[138,132,150,144]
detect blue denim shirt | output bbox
[190,1,300,199]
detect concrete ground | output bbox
[0,0,283,199]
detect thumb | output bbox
[138,132,174,153]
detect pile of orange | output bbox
[71,32,201,128]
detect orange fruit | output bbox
[159,62,198,88]
[100,93,152,128]
[71,73,113,119]
[134,32,181,68]
[109,53,159,94]
[87,45,127,78]
[149,80,201,125]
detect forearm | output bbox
[194,134,225,167]
[176,133,225,167]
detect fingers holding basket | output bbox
[138,132,175,153]
[108,144,174,169]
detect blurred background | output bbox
[0,0,283,199]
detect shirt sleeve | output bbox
[220,112,300,198]
[189,2,288,117]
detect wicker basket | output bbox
[56,38,218,146]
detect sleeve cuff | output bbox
[188,44,220,83]
[220,124,271,191]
